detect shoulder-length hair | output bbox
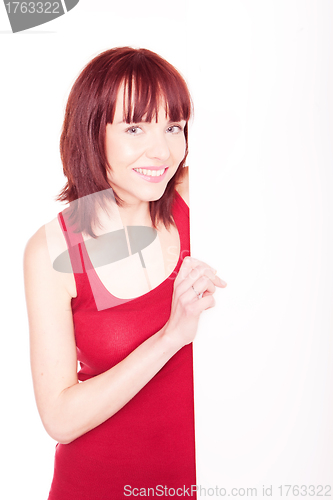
[57,46,193,238]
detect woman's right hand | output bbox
[163,256,227,348]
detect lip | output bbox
[132,167,169,183]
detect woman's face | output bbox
[105,87,187,206]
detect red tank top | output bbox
[48,191,197,499]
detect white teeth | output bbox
[134,168,166,176]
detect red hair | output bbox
[57,47,193,237]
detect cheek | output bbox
[111,139,145,165]
[106,139,133,167]
[105,138,116,164]
[174,137,187,161]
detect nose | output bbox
[146,130,171,162]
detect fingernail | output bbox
[219,277,227,286]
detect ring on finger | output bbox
[192,285,203,299]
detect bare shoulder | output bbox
[175,166,190,207]
[24,224,50,273]
[24,216,76,300]
[24,216,65,271]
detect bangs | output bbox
[105,51,192,125]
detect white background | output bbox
[1,1,332,498]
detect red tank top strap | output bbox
[58,208,131,310]
[57,211,86,274]
[173,190,191,260]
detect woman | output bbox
[24,47,227,499]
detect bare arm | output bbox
[24,225,225,445]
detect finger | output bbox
[176,274,215,301]
[177,259,215,283]
[187,264,224,289]
[198,268,226,288]
[173,257,203,287]
[175,257,226,289]
[191,275,216,298]
[190,293,216,311]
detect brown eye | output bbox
[167,125,183,134]
[126,126,142,135]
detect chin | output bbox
[149,191,166,202]
[138,185,167,203]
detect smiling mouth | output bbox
[133,168,167,177]
[132,167,169,183]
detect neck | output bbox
[90,197,153,237]
[117,200,152,227]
